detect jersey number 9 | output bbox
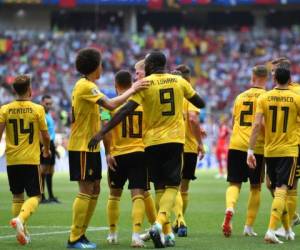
[160,88,175,116]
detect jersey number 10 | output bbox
[8,119,34,145]
[121,111,143,138]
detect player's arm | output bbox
[40,130,51,158]
[102,120,118,171]
[88,100,139,151]
[0,122,5,141]
[38,107,51,157]
[97,80,149,111]
[247,112,264,169]
[187,94,205,109]
[188,111,205,160]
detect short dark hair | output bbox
[274,68,291,85]
[115,70,132,89]
[42,95,51,101]
[145,51,166,76]
[271,57,291,70]
[13,75,30,96]
[175,64,191,81]
[75,48,101,75]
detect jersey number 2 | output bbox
[240,101,253,126]
[8,119,34,145]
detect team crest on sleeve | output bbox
[91,88,100,96]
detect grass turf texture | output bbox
[0,170,299,250]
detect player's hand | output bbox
[132,80,150,93]
[43,148,51,158]
[106,154,117,172]
[55,149,61,159]
[198,144,205,160]
[200,128,207,138]
[247,149,256,169]
[88,133,103,151]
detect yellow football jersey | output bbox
[229,87,266,154]
[109,105,144,157]
[0,101,48,165]
[183,98,200,153]
[288,82,300,144]
[256,88,300,157]
[68,78,105,152]
[129,73,196,147]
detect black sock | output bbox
[42,174,46,199]
[46,174,54,198]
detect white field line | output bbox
[0,226,108,239]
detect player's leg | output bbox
[9,165,42,245]
[40,164,49,203]
[147,143,182,248]
[216,145,223,178]
[106,154,128,245]
[223,150,245,237]
[244,154,264,236]
[81,179,100,244]
[266,174,274,197]
[173,152,197,237]
[264,157,296,244]
[46,141,60,203]
[107,188,122,244]
[68,151,101,249]
[144,190,157,226]
[128,152,149,247]
[131,189,145,247]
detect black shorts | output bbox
[7,165,42,197]
[145,143,183,187]
[69,151,102,181]
[296,148,300,178]
[40,140,56,166]
[227,149,265,185]
[108,152,148,190]
[182,153,198,180]
[266,157,297,189]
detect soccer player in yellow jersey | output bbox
[171,65,205,237]
[247,67,300,243]
[269,59,300,237]
[222,66,267,238]
[134,59,158,237]
[102,70,148,247]
[0,75,50,245]
[88,51,205,248]
[67,48,148,249]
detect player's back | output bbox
[130,73,196,147]
[258,88,300,157]
[0,100,47,165]
[110,105,144,156]
[68,78,104,152]
[230,87,266,154]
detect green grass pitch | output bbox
[0,170,299,250]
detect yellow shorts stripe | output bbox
[288,157,297,186]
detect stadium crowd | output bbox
[1,25,300,117]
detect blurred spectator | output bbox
[1,26,300,130]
